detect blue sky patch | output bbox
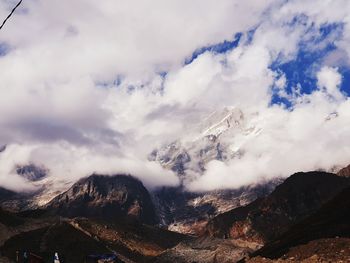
[270,22,348,107]
[184,33,242,65]
[0,43,10,57]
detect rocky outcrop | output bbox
[47,174,158,225]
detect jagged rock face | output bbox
[152,179,282,235]
[47,174,158,225]
[205,172,350,244]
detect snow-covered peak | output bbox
[199,107,244,138]
[150,107,261,177]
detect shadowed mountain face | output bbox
[252,185,350,259]
[0,188,16,203]
[0,221,111,263]
[205,172,350,244]
[46,174,158,225]
[16,164,47,182]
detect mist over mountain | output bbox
[1,0,350,262]
[1,0,350,193]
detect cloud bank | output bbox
[0,0,350,191]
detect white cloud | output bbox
[1,0,350,192]
[317,66,343,99]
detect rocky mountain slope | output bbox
[205,171,350,244]
[250,185,350,260]
[247,238,350,263]
[0,213,188,263]
[152,179,281,235]
[46,174,158,225]
[154,171,350,263]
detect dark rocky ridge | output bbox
[251,185,350,259]
[205,171,350,244]
[46,174,158,225]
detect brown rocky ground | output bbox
[247,237,350,263]
[153,237,261,263]
[71,218,188,262]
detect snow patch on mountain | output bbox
[149,107,263,182]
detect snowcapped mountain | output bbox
[0,107,277,235]
[149,106,262,177]
[149,107,281,235]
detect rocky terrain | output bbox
[152,179,281,235]
[247,238,350,262]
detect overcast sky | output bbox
[1,0,350,191]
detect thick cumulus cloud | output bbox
[0,0,350,191]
